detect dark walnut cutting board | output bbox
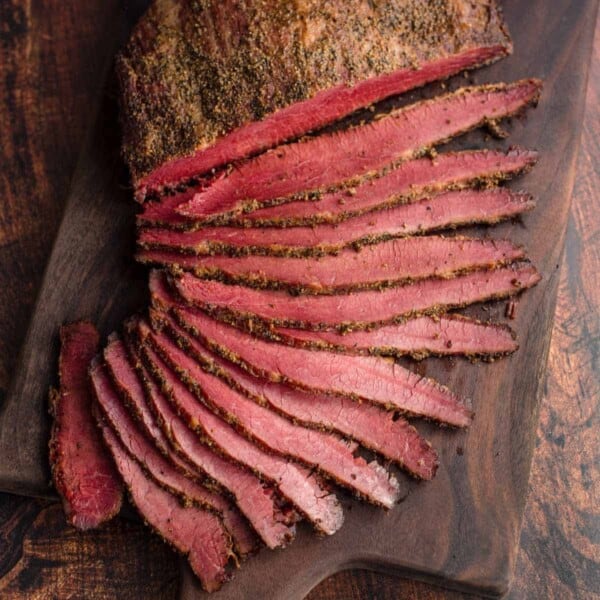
[0,1,597,598]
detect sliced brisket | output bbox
[90,359,258,556]
[141,236,524,293]
[120,0,511,198]
[49,322,122,530]
[173,263,541,330]
[138,326,344,535]
[149,272,471,427]
[274,315,518,360]
[176,80,540,221]
[98,422,233,592]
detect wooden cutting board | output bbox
[0,0,596,597]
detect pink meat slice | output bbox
[49,322,122,530]
[149,272,472,427]
[176,80,541,220]
[142,236,525,293]
[137,323,344,535]
[90,360,258,556]
[274,315,518,359]
[143,321,402,507]
[173,263,541,330]
[97,422,233,592]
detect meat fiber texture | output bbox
[48,322,122,530]
[119,0,512,199]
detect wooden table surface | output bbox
[0,2,598,598]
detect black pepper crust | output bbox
[118,0,511,183]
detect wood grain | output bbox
[0,1,598,599]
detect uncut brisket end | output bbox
[157,311,438,480]
[49,322,122,530]
[97,422,233,592]
[90,360,258,556]
[137,148,537,233]
[275,315,518,360]
[138,323,344,535]
[144,321,402,508]
[149,273,471,427]
[173,263,541,330]
[142,236,525,294]
[120,0,511,198]
[176,80,541,220]
[125,330,297,550]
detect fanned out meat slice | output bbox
[121,0,512,198]
[141,321,402,508]
[176,80,541,221]
[137,149,537,232]
[273,315,518,360]
[138,190,535,263]
[90,359,258,556]
[138,236,525,294]
[97,420,234,592]
[172,263,541,330]
[149,273,471,427]
[49,322,122,530]
[107,333,294,550]
[155,311,438,480]
[137,323,345,535]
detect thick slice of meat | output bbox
[157,311,438,480]
[111,331,294,550]
[121,0,511,198]
[143,321,402,507]
[90,359,258,556]
[149,273,471,427]
[137,325,344,535]
[274,315,518,360]
[48,322,122,530]
[172,263,541,329]
[176,80,541,220]
[140,237,524,293]
[97,421,233,592]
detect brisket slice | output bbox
[137,324,344,535]
[134,353,297,550]
[90,359,258,557]
[109,334,291,552]
[137,149,537,231]
[139,236,524,294]
[137,187,536,258]
[173,263,541,330]
[274,315,518,360]
[121,0,511,198]
[97,421,233,592]
[157,311,438,480]
[144,320,402,508]
[48,322,122,530]
[176,80,541,221]
[150,272,471,427]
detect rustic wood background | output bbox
[0,1,597,598]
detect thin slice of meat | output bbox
[137,188,536,259]
[143,321,402,507]
[149,272,471,427]
[126,334,298,550]
[140,236,525,294]
[273,314,518,360]
[122,1,512,198]
[176,80,541,220]
[137,324,344,535]
[157,312,438,480]
[49,322,122,530]
[97,421,233,592]
[90,359,258,556]
[172,262,541,330]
